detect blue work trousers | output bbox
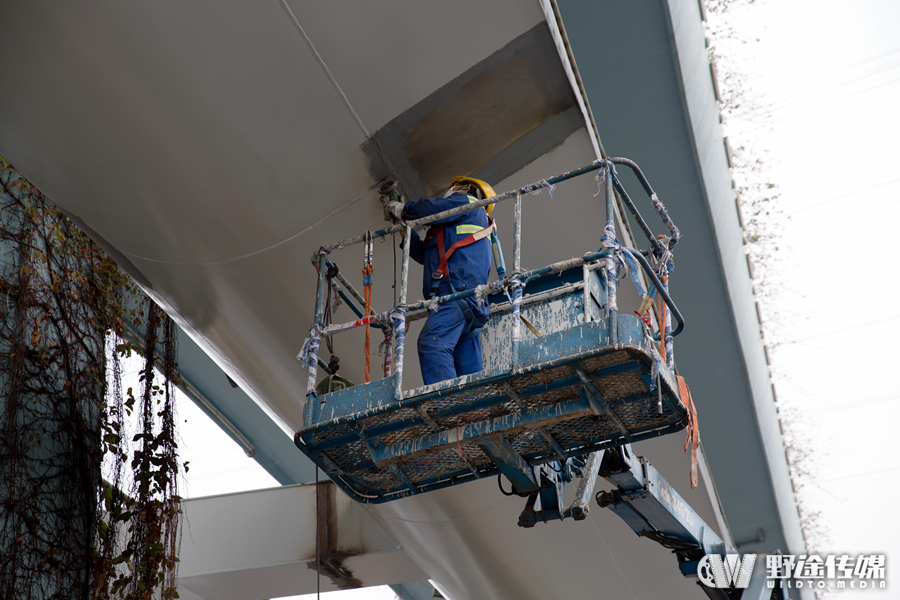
[417,299,486,385]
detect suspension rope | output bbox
[363,231,374,383]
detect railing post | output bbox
[511,193,523,370]
[583,264,591,324]
[599,266,609,324]
[394,225,412,401]
[302,252,329,427]
[513,192,522,272]
[605,165,617,343]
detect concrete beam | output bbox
[177,482,428,600]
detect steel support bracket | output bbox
[479,436,539,494]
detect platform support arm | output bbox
[592,447,784,596]
[574,364,633,443]
[598,450,730,556]
[518,452,603,528]
[564,450,603,521]
[479,436,539,494]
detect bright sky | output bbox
[717,0,900,597]
[171,1,900,598]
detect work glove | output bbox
[385,200,405,221]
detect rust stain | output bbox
[309,481,364,589]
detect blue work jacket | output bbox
[402,193,492,299]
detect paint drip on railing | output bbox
[647,235,674,275]
[592,158,610,197]
[530,179,556,197]
[297,325,325,396]
[662,277,674,369]
[378,328,393,377]
[330,280,342,312]
[600,221,620,312]
[389,308,406,377]
[474,280,505,306]
[551,257,587,274]
[600,222,646,312]
[649,193,681,249]
[647,340,665,392]
[310,246,331,269]
[509,277,526,342]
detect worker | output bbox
[384,177,496,385]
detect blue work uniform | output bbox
[402,193,492,385]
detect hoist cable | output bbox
[363,231,373,382]
[315,464,320,600]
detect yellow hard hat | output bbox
[449,176,496,214]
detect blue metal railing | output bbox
[300,158,683,404]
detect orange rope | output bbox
[677,375,700,489]
[363,263,373,383]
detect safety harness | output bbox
[424,196,495,342]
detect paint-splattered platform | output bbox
[294,315,687,503]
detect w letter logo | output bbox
[697,554,757,589]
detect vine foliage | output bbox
[0,155,183,600]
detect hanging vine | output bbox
[0,155,183,600]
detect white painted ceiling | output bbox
[0,0,562,428]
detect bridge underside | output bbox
[0,0,803,598]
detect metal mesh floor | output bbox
[295,322,687,503]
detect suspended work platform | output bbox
[296,314,686,503]
[295,158,692,504]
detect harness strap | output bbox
[424,203,494,341]
[429,216,495,295]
